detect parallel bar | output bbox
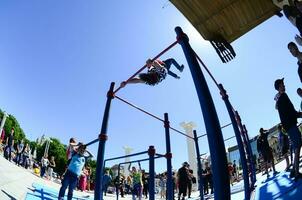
[169,126,194,139]
[85,138,99,147]
[196,122,232,139]
[115,95,164,122]
[115,95,193,139]
[104,151,148,163]
[119,156,162,165]
[224,135,236,142]
[113,40,179,94]
[194,51,220,88]
[197,133,207,139]
[221,122,232,129]
[155,153,166,157]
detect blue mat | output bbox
[25,183,92,200]
[254,171,302,200]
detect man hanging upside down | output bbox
[120,58,184,87]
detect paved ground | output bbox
[0,153,242,200]
[3,152,302,200]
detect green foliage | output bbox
[0,109,98,181]
[36,138,67,176]
[1,112,25,143]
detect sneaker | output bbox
[179,65,184,72]
[273,171,279,175]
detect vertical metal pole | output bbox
[219,84,250,200]
[148,146,155,200]
[175,26,230,200]
[164,113,174,200]
[243,124,257,186]
[193,130,204,200]
[95,82,115,200]
[235,112,254,188]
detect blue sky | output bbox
[0,1,301,172]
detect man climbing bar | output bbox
[120,58,184,87]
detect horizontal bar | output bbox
[155,153,166,157]
[115,95,164,123]
[221,122,232,129]
[197,133,207,139]
[169,127,194,140]
[118,156,162,166]
[104,151,148,163]
[224,135,236,142]
[85,138,99,147]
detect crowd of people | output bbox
[1,128,32,169]
[252,0,302,183]
[100,161,201,200]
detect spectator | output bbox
[274,78,302,181]
[102,170,112,196]
[257,128,278,178]
[159,174,166,199]
[5,128,14,161]
[40,154,49,178]
[48,156,56,180]
[278,124,290,171]
[15,139,24,166]
[232,160,238,181]
[228,162,234,186]
[297,88,302,110]
[128,165,143,200]
[177,162,190,200]
[187,167,194,198]
[66,138,77,166]
[142,170,149,199]
[22,143,30,169]
[288,42,302,82]
[86,167,91,191]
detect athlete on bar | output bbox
[120,58,184,87]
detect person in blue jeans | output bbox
[102,170,112,196]
[120,58,184,87]
[58,143,92,200]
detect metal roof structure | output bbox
[170,0,279,43]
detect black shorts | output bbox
[262,149,273,162]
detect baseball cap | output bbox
[274,78,284,90]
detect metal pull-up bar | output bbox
[104,150,148,163]
[113,39,180,94]
[114,94,194,139]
